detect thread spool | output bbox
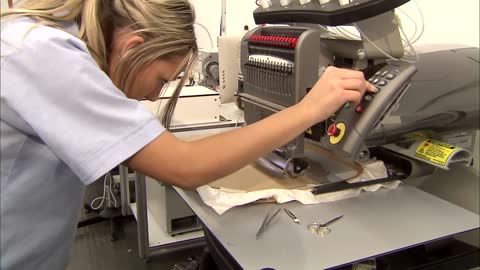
[339,0,352,6]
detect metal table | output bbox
[175,185,479,269]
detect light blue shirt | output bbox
[1,17,165,269]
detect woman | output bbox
[0,0,374,269]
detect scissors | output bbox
[256,208,282,239]
[307,215,344,236]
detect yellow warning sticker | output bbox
[415,139,458,166]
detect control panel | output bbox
[310,61,417,161]
[254,0,410,26]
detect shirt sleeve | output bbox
[0,25,166,185]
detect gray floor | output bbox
[69,177,205,270]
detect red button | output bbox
[327,124,339,136]
[356,106,365,113]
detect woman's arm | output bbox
[125,67,374,189]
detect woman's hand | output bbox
[298,66,377,125]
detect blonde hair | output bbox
[1,0,198,129]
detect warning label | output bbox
[415,139,458,166]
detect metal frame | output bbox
[119,166,205,260]
[119,165,131,217]
[118,105,244,259]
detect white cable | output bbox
[318,25,341,39]
[394,12,419,61]
[396,0,425,46]
[410,0,425,45]
[331,27,349,39]
[318,25,329,32]
[335,26,360,40]
[354,23,417,63]
[232,108,244,127]
[397,8,417,45]
[394,12,416,56]
[234,115,242,127]
[90,173,118,210]
[337,28,355,40]
[326,27,343,38]
[194,22,214,49]
[324,26,356,40]
[397,17,419,62]
[326,26,353,40]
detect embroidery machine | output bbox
[238,0,479,187]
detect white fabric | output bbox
[197,161,401,215]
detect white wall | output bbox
[190,0,258,49]
[1,0,8,10]
[399,0,479,47]
[0,0,23,10]
[3,0,477,48]
[222,1,258,36]
[191,0,479,48]
[189,0,222,50]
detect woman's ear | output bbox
[119,35,145,56]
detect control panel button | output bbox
[364,95,373,102]
[327,124,340,137]
[386,74,395,80]
[329,122,346,145]
[374,71,381,76]
[368,77,375,83]
[381,71,389,77]
[355,106,365,113]
[378,80,387,86]
[372,78,380,84]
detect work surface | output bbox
[175,185,479,270]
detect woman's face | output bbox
[124,57,184,101]
[108,29,184,101]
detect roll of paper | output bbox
[383,139,473,170]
